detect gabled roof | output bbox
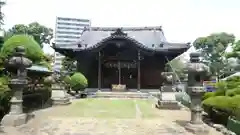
[76,26,166,50]
[53,26,190,57]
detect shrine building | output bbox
[53,26,190,90]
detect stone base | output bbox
[52,97,71,106]
[161,85,175,92]
[156,100,181,110]
[1,113,34,127]
[185,122,209,135]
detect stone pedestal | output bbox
[51,84,71,106]
[185,122,209,135]
[156,92,181,110]
[161,85,175,92]
[1,113,28,127]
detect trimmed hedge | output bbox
[226,88,240,97]
[202,95,240,125]
[202,92,215,100]
[69,72,88,91]
[0,34,45,62]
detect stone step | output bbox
[92,92,151,99]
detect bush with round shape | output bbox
[70,72,88,92]
[0,34,45,62]
[202,95,240,125]
[202,96,233,125]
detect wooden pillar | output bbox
[118,61,121,84]
[98,51,101,91]
[137,50,141,91]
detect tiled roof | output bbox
[53,26,190,56]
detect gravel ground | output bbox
[0,99,223,135]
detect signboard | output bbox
[203,81,216,92]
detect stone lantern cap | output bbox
[186,52,209,73]
[5,46,32,69]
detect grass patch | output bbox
[51,98,160,119]
[54,98,136,118]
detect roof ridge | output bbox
[86,26,162,31]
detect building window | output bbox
[56,35,80,39]
[56,31,82,35]
[55,40,77,43]
[57,22,90,27]
[57,27,85,31]
[57,17,90,23]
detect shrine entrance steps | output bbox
[85,88,160,99]
[92,91,152,99]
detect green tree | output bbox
[0,1,6,25]
[6,22,53,48]
[193,32,235,80]
[61,56,77,73]
[0,34,45,62]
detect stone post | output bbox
[185,52,209,134]
[1,46,33,127]
[51,71,71,105]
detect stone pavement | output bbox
[0,101,222,135]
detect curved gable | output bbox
[77,26,166,50]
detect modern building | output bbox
[53,26,190,90]
[53,17,91,71]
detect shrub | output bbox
[63,75,71,84]
[214,81,227,96]
[202,92,215,100]
[226,88,240,97]
[202,96,233,125]
[202,96,233,112]
[202,95,240,125]
[225,76,240,89]
[0,34,45,62]
[70,72,88,91]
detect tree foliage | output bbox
[226,40,240,58]
[0,1,6,25]
[61,56,77,72]
[0,34,45,62]
[193,32,235,78]
[6,22,53,48]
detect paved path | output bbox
[0,100,222,135]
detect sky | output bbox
[2,0,240,54]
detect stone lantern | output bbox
[185,52,210,134]
[1,46,32,126]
